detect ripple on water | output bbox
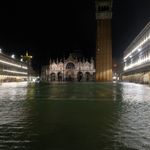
[0,82,150,149]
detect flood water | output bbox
[0,82,150,150]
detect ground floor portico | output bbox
[48,70,95,82]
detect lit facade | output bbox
[124,22,150,72]
[41,54,95,82]
[123,22,150,83]
[0,52,28,82]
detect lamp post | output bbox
[21,51,32,83]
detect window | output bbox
[66,63,75,69]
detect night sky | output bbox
[0,0,149,72]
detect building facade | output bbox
[0,52,28,82]
[0,51,36,83]
[123,22,150,83]
[41,54,95,82]
[95,0,112,81]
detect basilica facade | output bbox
[41,54,95,82]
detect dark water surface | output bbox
[0,82,150,150]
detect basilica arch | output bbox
[50,73,56,81]
[66,62,75,70]
[77,71,83,81]
[66,70,75,81]
[57,72,63,81]
[85,72,91,81]
[65,62,75,81]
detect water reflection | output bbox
[0,82,150,149]
[0,82,31,149]
[0,82,28,124]
[114,82,150,150]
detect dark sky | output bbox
[0,0,149,72]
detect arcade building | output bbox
[123,22,150,84]
[0,51,28,82]
[0,51,37,83]
[41,54,95,82]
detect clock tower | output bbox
[96,0,112,81]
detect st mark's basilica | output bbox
[41,54,95,82]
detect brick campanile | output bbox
[95,0,112,81]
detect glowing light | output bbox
[3,69,27,75]
[11,54,15,59]
[0,48,2,53]
[22,51,33,62]
[0,60,27,69]
[113,76,117,80]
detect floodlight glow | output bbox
[0,48,2,53]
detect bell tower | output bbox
[96,0,112,81]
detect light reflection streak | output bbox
[114,83,150,150]
[0,82,28,125]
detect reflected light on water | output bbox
[122,82,150,103]
[0,82,150,149]
[0,81,27,88]
[113,82,150,150]
[0,82,28,101]
[0,82,28,125]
